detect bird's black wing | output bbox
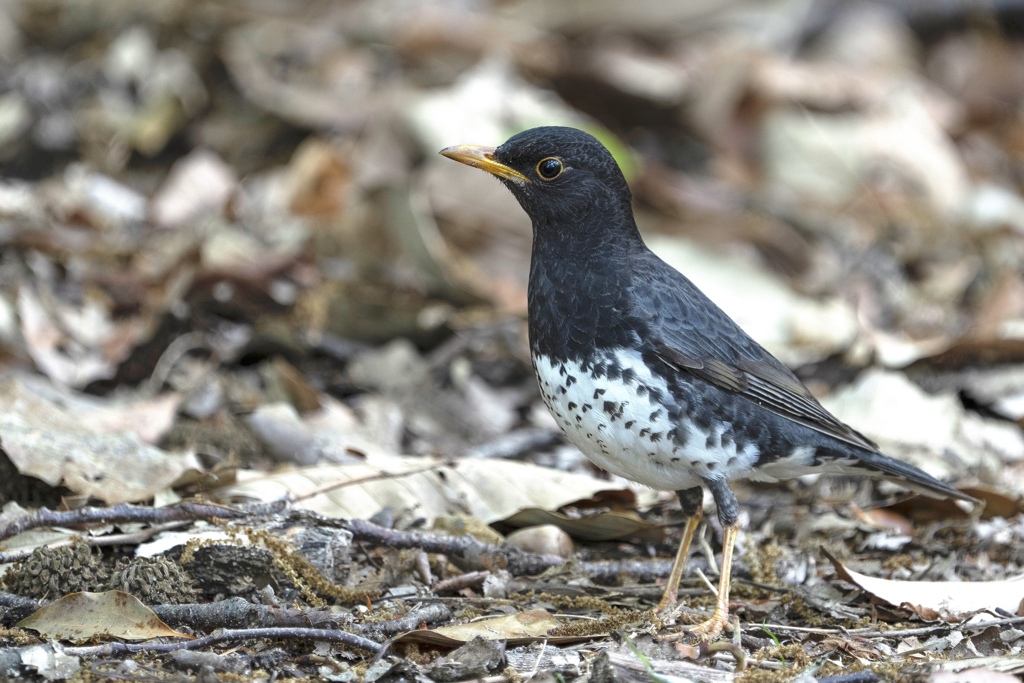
[629,256,880,453]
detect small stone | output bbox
[505,525,574,558]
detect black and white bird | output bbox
[441,126,975,641]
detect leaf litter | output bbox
[1,1,1024,682]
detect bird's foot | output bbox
[657,607,730,644]
[654,594,680,620]
[683,611,730,642]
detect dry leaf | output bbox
[214,456,633,526]
[0,376,198,503]
[761,87,968,216]
[826,550,1024,621]
[394,610,579,648]
[431,610,558,641]
[852,506,914,535]
[17,591,193,642]
[18,286,120,388]
[150,149,236,228]
[285,137,351,217]
[504,507,660,542]
[887,487,1022,523]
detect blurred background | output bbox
[1,0,1024,507]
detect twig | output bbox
[0,505,694,604]
[302,513,693,584]
[145,331,208,396]
[3,594,450,637]
[698,525,718,575]
[62,627,382,656]
[522,640,548,682]
[0,522,194,564]
[359,604,453,636]
[694,568,718,598]
[850,615,1024,639]
[0,501,284,543]
[333,517,568,576]
[414,550,433,586]
[754,622,844,635]
[154,598,452,635]
[291,463,446,504]
[731,615,746,672]
[758,615,1024,639]
[153,597,352,631]
[434,571,490,593]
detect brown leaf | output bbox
[852,506,913,535]
[393,610,593,648]
[887,487,1023,523]
[18,591,193,642]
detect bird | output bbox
[440,126,976,642]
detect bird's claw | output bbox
[683,613,730,642]
[656,610,730,644]
[654,599,683,625]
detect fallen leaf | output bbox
[852,506,914,535]
[504,507,661,542]
[927,654,1024,677]
[887,487,1022,523]
[214,456,634,526]
[826,550,1024,621]
[0,376,198,503]
[150,149,237,228]
[17,591,193,642]
[17,286,121,388]
[393,610,588,648]
[285,137,351,218]
[433,610,558,641]
[15,643,81,680]
[761,87,968,216]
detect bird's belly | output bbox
[533,350,761,491]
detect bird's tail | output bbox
[824,446,979,505]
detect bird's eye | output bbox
[536,157,564,180]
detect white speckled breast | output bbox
[533,349,761,490]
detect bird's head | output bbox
[440,126,633,229]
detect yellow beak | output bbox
[439,145,530,185]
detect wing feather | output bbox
[633,255,878,452]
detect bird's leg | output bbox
[656,486,704,613]
[683,522,737,642]
[686,477,739,641]
[662,478,739,643]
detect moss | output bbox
[547,608,651,638]
[740,643,812,683]
[746,542,783,587]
